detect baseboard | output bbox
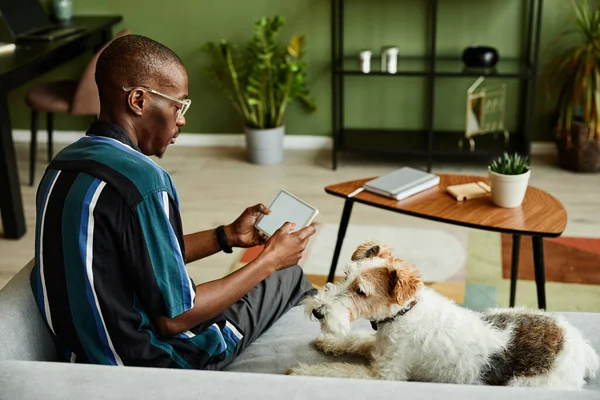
[11,130,332,149]
[530,142,555,155]
[12,129,556,154]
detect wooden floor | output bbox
[1,141,599,290]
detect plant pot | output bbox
[556,120,600,173]
[244,125,285,165]
[488,168,531,208]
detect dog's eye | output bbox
[356,288,367,296]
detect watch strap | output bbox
[216,225,233,254]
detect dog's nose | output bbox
[312,307,325,320]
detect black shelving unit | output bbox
[330,0,544,171]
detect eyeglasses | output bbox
[122,86,191,120]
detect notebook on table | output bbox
[363,167,440,200]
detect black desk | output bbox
[0,15,122,239]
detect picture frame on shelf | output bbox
[461,76,510,152]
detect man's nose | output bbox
[312,307,325,320]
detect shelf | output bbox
[330,0,543,170]
[337,128,524,161]
[339,56,430,76]
[337,56,532,79]
[435,58,532,78]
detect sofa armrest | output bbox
[1,360,598,400]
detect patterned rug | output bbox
[230,223,600,313]
[501,234,600,285]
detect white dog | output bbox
[287,241,600,389]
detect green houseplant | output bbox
[546,0,600,172]
[201,16,316,165]
[488,152,531,208]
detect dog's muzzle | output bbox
[312,307,325,320]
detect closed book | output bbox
[363,167,439,200]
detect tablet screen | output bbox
[256,191,317,237]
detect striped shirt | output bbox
[30,120,243,369]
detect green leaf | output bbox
[488,152,530,175]
[200,15,316,129]
[545,0,600,141]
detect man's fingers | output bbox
[297,224,316,240]
[258,231,269,243]
[280,221,296,233]
[250,203,270,215]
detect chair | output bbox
[25,29,131,186]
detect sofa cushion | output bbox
[225,306,600,391]
[225,306,370,373]
[0,259,59,362]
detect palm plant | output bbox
[201,16,316,130]
[546,0,600,145]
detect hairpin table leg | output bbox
[328,198,354,283]
[509,234,521,307]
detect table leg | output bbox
[532,236,546,310]
[509,234,521,307]
[327,199,354,283]
[0,91,26,239]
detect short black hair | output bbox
[95,34,184,105]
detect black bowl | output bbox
[462,46,499,68]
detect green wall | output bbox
[7,0,576,141]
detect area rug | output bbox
[230,223,600,313]
[501,234,600,285]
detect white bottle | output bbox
[381,46,399,74]
[359,50,372,73]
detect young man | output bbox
[30,34,317,370]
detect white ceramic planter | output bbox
[244,125,285,165]
[488,168,531,208]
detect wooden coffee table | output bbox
[324,174,567,310]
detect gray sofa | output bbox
[1,260,599,399]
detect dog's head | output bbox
[303,241,423,335]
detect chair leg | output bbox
[47,112,54,162]
[29,110,39,187]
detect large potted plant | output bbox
[201,16,316,165]
[546,0,600,172]
[488,152,531,208]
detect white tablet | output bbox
[255,190,319,237]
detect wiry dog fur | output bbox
[288,241,600,389]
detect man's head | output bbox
[95,34,189,158]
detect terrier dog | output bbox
[287,241,600,389]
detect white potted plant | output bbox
[487,152,531,208]
[201,16,317,165]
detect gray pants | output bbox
[204,266,316,370]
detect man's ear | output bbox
[127,89,145,116]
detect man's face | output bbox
[137,63,189,158]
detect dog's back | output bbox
[479,308,599,388]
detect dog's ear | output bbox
[389,265,422,305]
[351,241,393,261]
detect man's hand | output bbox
[224,204,270,248]
[259,222,317,272]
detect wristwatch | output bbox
[216,225,233,254]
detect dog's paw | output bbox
[313,335,345,356]
[286,363,310,376]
